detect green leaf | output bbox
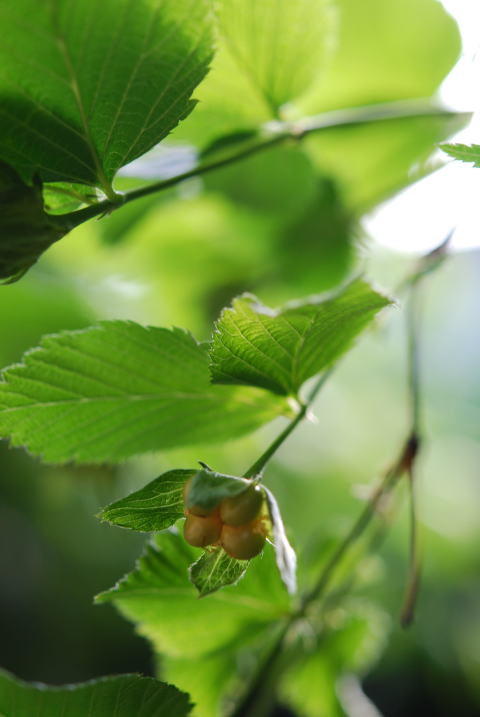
[100,469,196,532]
[189,548,247,596]
[441,143,480,167]
[97,531,290,715]
[280,600,390,717]
[186,468,250,512]
[172,0,335,146]
[295,0,464,209]
[210,279,392,396]
[96,532,290,656]
[0,321,288,463]
[0,161,70,282]
[0,0,214,190]
[0,669,192,717]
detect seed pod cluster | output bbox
[183,480,267,559]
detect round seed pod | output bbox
[219,485,263,526]
[221,520,266,560]
[183,511,222,548]
[183,478,216,517]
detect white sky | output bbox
[364,0,480,254]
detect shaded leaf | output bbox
[189,548,247,596]
[264,487,297,595]
[0,321,288,463]
[441,143,480,167]
[0,0,214,189]
[210,279,392,396]
[186,468,250,513]
[0,161,70,282]
[100,469,196,532]
[0,669,192,717]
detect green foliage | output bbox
[0,162,69,282]
[100,469,196,532]
[189,549,248,596]
[441,143,480,167]
[0,669,192,717]
[279,600,390,717]
[210,279,392,395]
[0,0,213,191]
[0,322,287,463]
[97,531,291,716]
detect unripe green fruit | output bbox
[221,520,266,560]
[183,511,222,548]
[219,485,263,526]
[183,478,216,517]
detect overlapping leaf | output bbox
[97,531,291,716]
[0,670,192,717]
[189,549,248,596]
[0,321,288,463]
[0,0,214,190]
[0,161,71,282]
[210,279,392,395]
[100,469,196,532]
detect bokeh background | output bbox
[1,0,479,715]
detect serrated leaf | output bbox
[186,468,249,512]
[210,279,392,396]
[100,469,196,532]
[97,532,291,716]
[0,669,192,717]
[97,531,290,656]
[0,0,214,190]
[189,548,247,596]
[0,161,70,282]
[0,321,288,463]
[265,487,297,595]
[441,143,480,167]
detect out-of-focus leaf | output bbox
[100,469,196,532]
[270,178,354,294]
[441,143,480,167]
[0,321,288,463]
[280,600,390,717]
[97,531,291,717]
[0,669,193,717]
[0,0,214,189]
[0,161,69,282]
[172,0,335,147]
[210,279,392,395]
[205,146,317,221]
[189,548,247,596]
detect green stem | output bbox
[58,101,467,231]
[243,370,332,480]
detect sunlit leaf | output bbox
[0,321,288,463]
[0,0,214,190]
[189,548,247,596]
[210,279,392,395]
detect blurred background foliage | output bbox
[0,0,479,715]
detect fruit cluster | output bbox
[183,480,267,560]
